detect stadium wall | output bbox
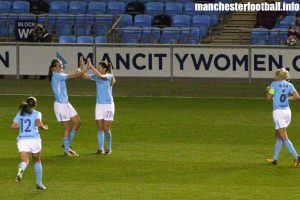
[1,43,300,80]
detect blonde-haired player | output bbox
[266,68,300,166]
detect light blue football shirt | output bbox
[13,110,41,140]
[90,74,114,104]
[51,72,68,103]
[270,80,296,110]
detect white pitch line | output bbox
[0,93,264,100]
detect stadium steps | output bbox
[209,11,256,44]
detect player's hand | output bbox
[79,56,84,69]
[266,85,270,92]
[87,58,92,69]
[43,125,48,130]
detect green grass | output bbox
[1,79,300,199]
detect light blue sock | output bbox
[273,138,282,160]
[284,139,299,159]
[69,130,76,144]
[34,162,43,186]
[98,131,104,150]
[18,162,27,170]
[63,138,70,154]
[105,131,112,150]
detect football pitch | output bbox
[1,79,300,199]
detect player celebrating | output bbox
[11,97,48,190]
[85,58,116,155]
[266,68,300,166]
[48,57,88,156]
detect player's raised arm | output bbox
[87,58,107,80]
[11,122,19,129]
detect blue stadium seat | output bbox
[140,26,161,43]
[276,16,296,29]
[95,36,106,43]
[50,1,68,14]
[251,28,269,45]
[184,2,199,16]
[12,1,29,13]
[145,2,163,16]
[269,28,288,45]
[87,2,106,15]
[95,25,110,36]
[133,14,152,27]
[172,15,190,27]
[69,1,86,14]
[181,27,200,44]
[117,14,132,28]
[107,2,125,15]
[160,27,180,44]
[192,15,210,37]
[0,1,11,13]
[59,35,76,43]
[121,26,140,43]
[164,2,183,16]
[74,16,92,36]
[181,0,195,2]
[202,11,220,26]
[77,36,94,43]
[0,16,9,36]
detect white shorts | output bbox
[17,139,41,153]
[54,102,77,122]
[96,103,115,121]
[273,109,291,130]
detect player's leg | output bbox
[103,120,112,154]
[62,120,72,155]
[103,103,114,154]
[32,152,46,190]
[16,151,29,182]
[278,128,300,166]
[68,103,81,145]
[267,130,282,165]
[96,120,105,154]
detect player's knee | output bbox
[103,127,110,132]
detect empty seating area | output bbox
[0,0,226,44]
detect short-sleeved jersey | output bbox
[270,80,296,110]
[13,110,41,140]
[51,72,68,103]
[90,74,114,104]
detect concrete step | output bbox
[231,14,257,20]
[214,34,250,40]
[220,31,251,36]
[227,20,256,26]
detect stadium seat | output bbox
[183,2,199,16]
[269,28,288,45]
[107,2,125,15]
[74,17,91,36]
[251,28,269,45]
[276,16,296,29]
[0,16,9,36]
[145,2,164,16]
[172,15,190,27]
[77,36,94,43]
[133,14,152,27]
[120,26,140,43]
[95,36,106,43]
[87,2,106,15]
[202,11,220,26]
[181,27,200,44]
[95,25,110,36]
[117,14,133,28]
[0,1,11,13]
[69,1,86,14]
[164,2,183,16]
[12,1,30,13]
[160,27,180,44]
[192,15,210,37]
[59,35,76,43]
[140,26,161,43]
[50,1,68,14]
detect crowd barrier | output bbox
[1,43,300,81]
